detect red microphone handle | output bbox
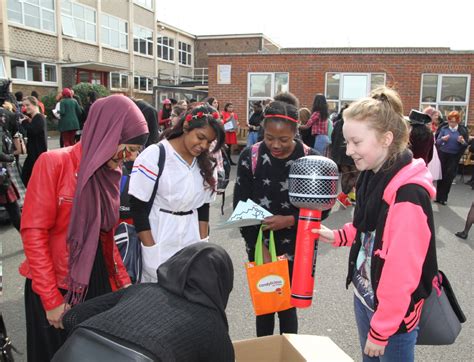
[291,208,321,308]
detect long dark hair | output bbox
[161,103,225,189]
[410,123,432,142]
[162,104,172,120]
[311,94,329,121]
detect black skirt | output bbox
[24,241,112,362]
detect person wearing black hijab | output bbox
[54,242,235,362]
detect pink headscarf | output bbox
[62,88,72,98]
[66,95,148,305]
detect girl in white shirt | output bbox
[129,103,225,282]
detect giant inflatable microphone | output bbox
[288,156,338,308]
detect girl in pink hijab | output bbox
[19,95,149,361]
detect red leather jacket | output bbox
[19,143,131,311]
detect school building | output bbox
[1,1,473,130]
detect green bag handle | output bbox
[254,226,277,265]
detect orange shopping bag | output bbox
[245,226,292,315]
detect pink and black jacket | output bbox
[333,158,438,346]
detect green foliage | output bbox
[72,83,109,107]
[41,92,59,131]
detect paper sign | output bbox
[216,199,272,229]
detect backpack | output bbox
[215,148,231,215]
[250,141,312,175]
[114,143,165,284]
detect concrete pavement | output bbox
[1,140,472,361]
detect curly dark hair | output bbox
[161,103,225,190]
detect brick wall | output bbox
[103,48,129,68]
[194,38,261,68]
[208,52,474,132]
[63,39,99,62]
[9,27,58,60]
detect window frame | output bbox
[247,72,290,119]
[178,41,192,66]
[133,0,154,10]
[61,0,97,43]
[10,58,57,84]
[0,57,6,79]
[101,13,128,51]
[324,72,386,112]
[157,36,175,62]
[7,0,56,33]
[419,73,471,125]
[133,25,154,57]
[133,75,154,93]
[110,72,129,90]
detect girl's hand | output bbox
[46,303,70,329]
[311,224,335,243]
[364,340,385,358]
[441,135,450,142]
[262,215,295,231]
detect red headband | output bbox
[264,114,298,123]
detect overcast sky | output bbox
[159,0,473,50]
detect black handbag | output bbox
[0,314,17,362]
[417,270,466,345]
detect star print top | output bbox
[233,140,319,263]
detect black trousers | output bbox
[24,243,112,362]
[256,260,298,336]
[2,201,21,231]
[436,151,461,202]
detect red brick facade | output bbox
[208,51,474,132]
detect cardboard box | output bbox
[233,334,353,362]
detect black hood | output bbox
[157,242,234,328]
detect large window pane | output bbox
[8,0,23,23]
[0,58,6,79]
[326,73,340,100]
[342,75,368,100]
[370,74,385,91]
[441,76,467,102]
[41,0,54,9]
[422,75,438,102]
[42,10,55,31]
[275,73,289,94]
[250,74,271,97]
[27,61,42,81]
[43,64,56,82]
[121,74,128,88]
[11,60,25,79]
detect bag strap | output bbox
[251,141,262,175]
[145,143,166,216]
[254,226,277,265]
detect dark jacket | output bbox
[331,119,354,166]
[21,113,47,186]
[59,98,82,132]
[60,243,234,362]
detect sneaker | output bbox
[337,192,352,208]
[455,231,468,240]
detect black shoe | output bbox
[435,200,447,205]
[455,231,468,240]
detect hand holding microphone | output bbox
[288,156,338,308]
[311,224,335,243]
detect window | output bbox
[61,0,96,42]
[157,36,174,61]
[178,41,192,66]
[110,73,129,89]
[134,76,153,92]
[420,74,470,125]
[10,59,57,83]
[247,72,289,117]
[0,57,6,79]
[324,72,385,113]
[133,0,153,10]
[7,0,55,32]
[133,26,153,56]
[101,14,128,50]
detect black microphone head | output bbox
[288,156,339,210]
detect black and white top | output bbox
[233,140,319,262]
